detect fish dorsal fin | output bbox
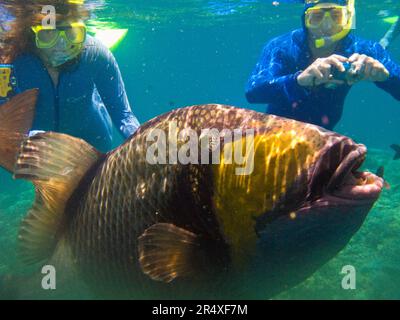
[14,132,102,265]
[0,89,38,172]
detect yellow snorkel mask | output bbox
[305,0,355,49]
[31,22,87,67]
[31,22,87,49]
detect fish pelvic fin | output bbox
[14,132,102,265]
[138,223,205,283]
[390,144,400,160]
[0,89,38,172]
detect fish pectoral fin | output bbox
[138,223,201,283]
[14,132,103,265]
[0,89,38,172]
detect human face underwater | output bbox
[306,4,349,37]
[32,20,86,67]
[305,1,355,49]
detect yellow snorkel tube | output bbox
[314,0,355,48]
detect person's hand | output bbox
[297,54,348,88]
[347,53,390,84]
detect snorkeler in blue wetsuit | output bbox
[0,1,139,152]
[246,0,400,130]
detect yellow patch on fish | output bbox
[213,129,318,268]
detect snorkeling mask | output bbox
[304,0,355,48]
[31,22,86,49]
[31,22,86,67]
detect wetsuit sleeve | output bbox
[245,41,311,105]
[371,42,400,101]
[380,18,400,49]
[93,42,140,139]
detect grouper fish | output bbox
[0,90,384,299]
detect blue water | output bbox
[1,0,400,299]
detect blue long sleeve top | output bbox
[5,35,140,152]
[246,29,400,130]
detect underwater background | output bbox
[0,0,399,299]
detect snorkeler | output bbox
[245,0,400,130]
[0,0,140,152]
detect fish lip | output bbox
[326,144,367,193]
[330,171,384,202]
[308,138,381,203]
[308,137,353,200]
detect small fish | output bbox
[390,144,400,160]
[0,91,385,299]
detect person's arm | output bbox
[380,17,400,49]
[372,42,400,101]
[92,39,140,139]
[245,40,312,106]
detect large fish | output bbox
[0,90,384,299]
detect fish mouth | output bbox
[309,138,384,203]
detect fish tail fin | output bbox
[0,89,38,172]
[14,132,103,265]
[138,223,227,283]
[390,144,400,160]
